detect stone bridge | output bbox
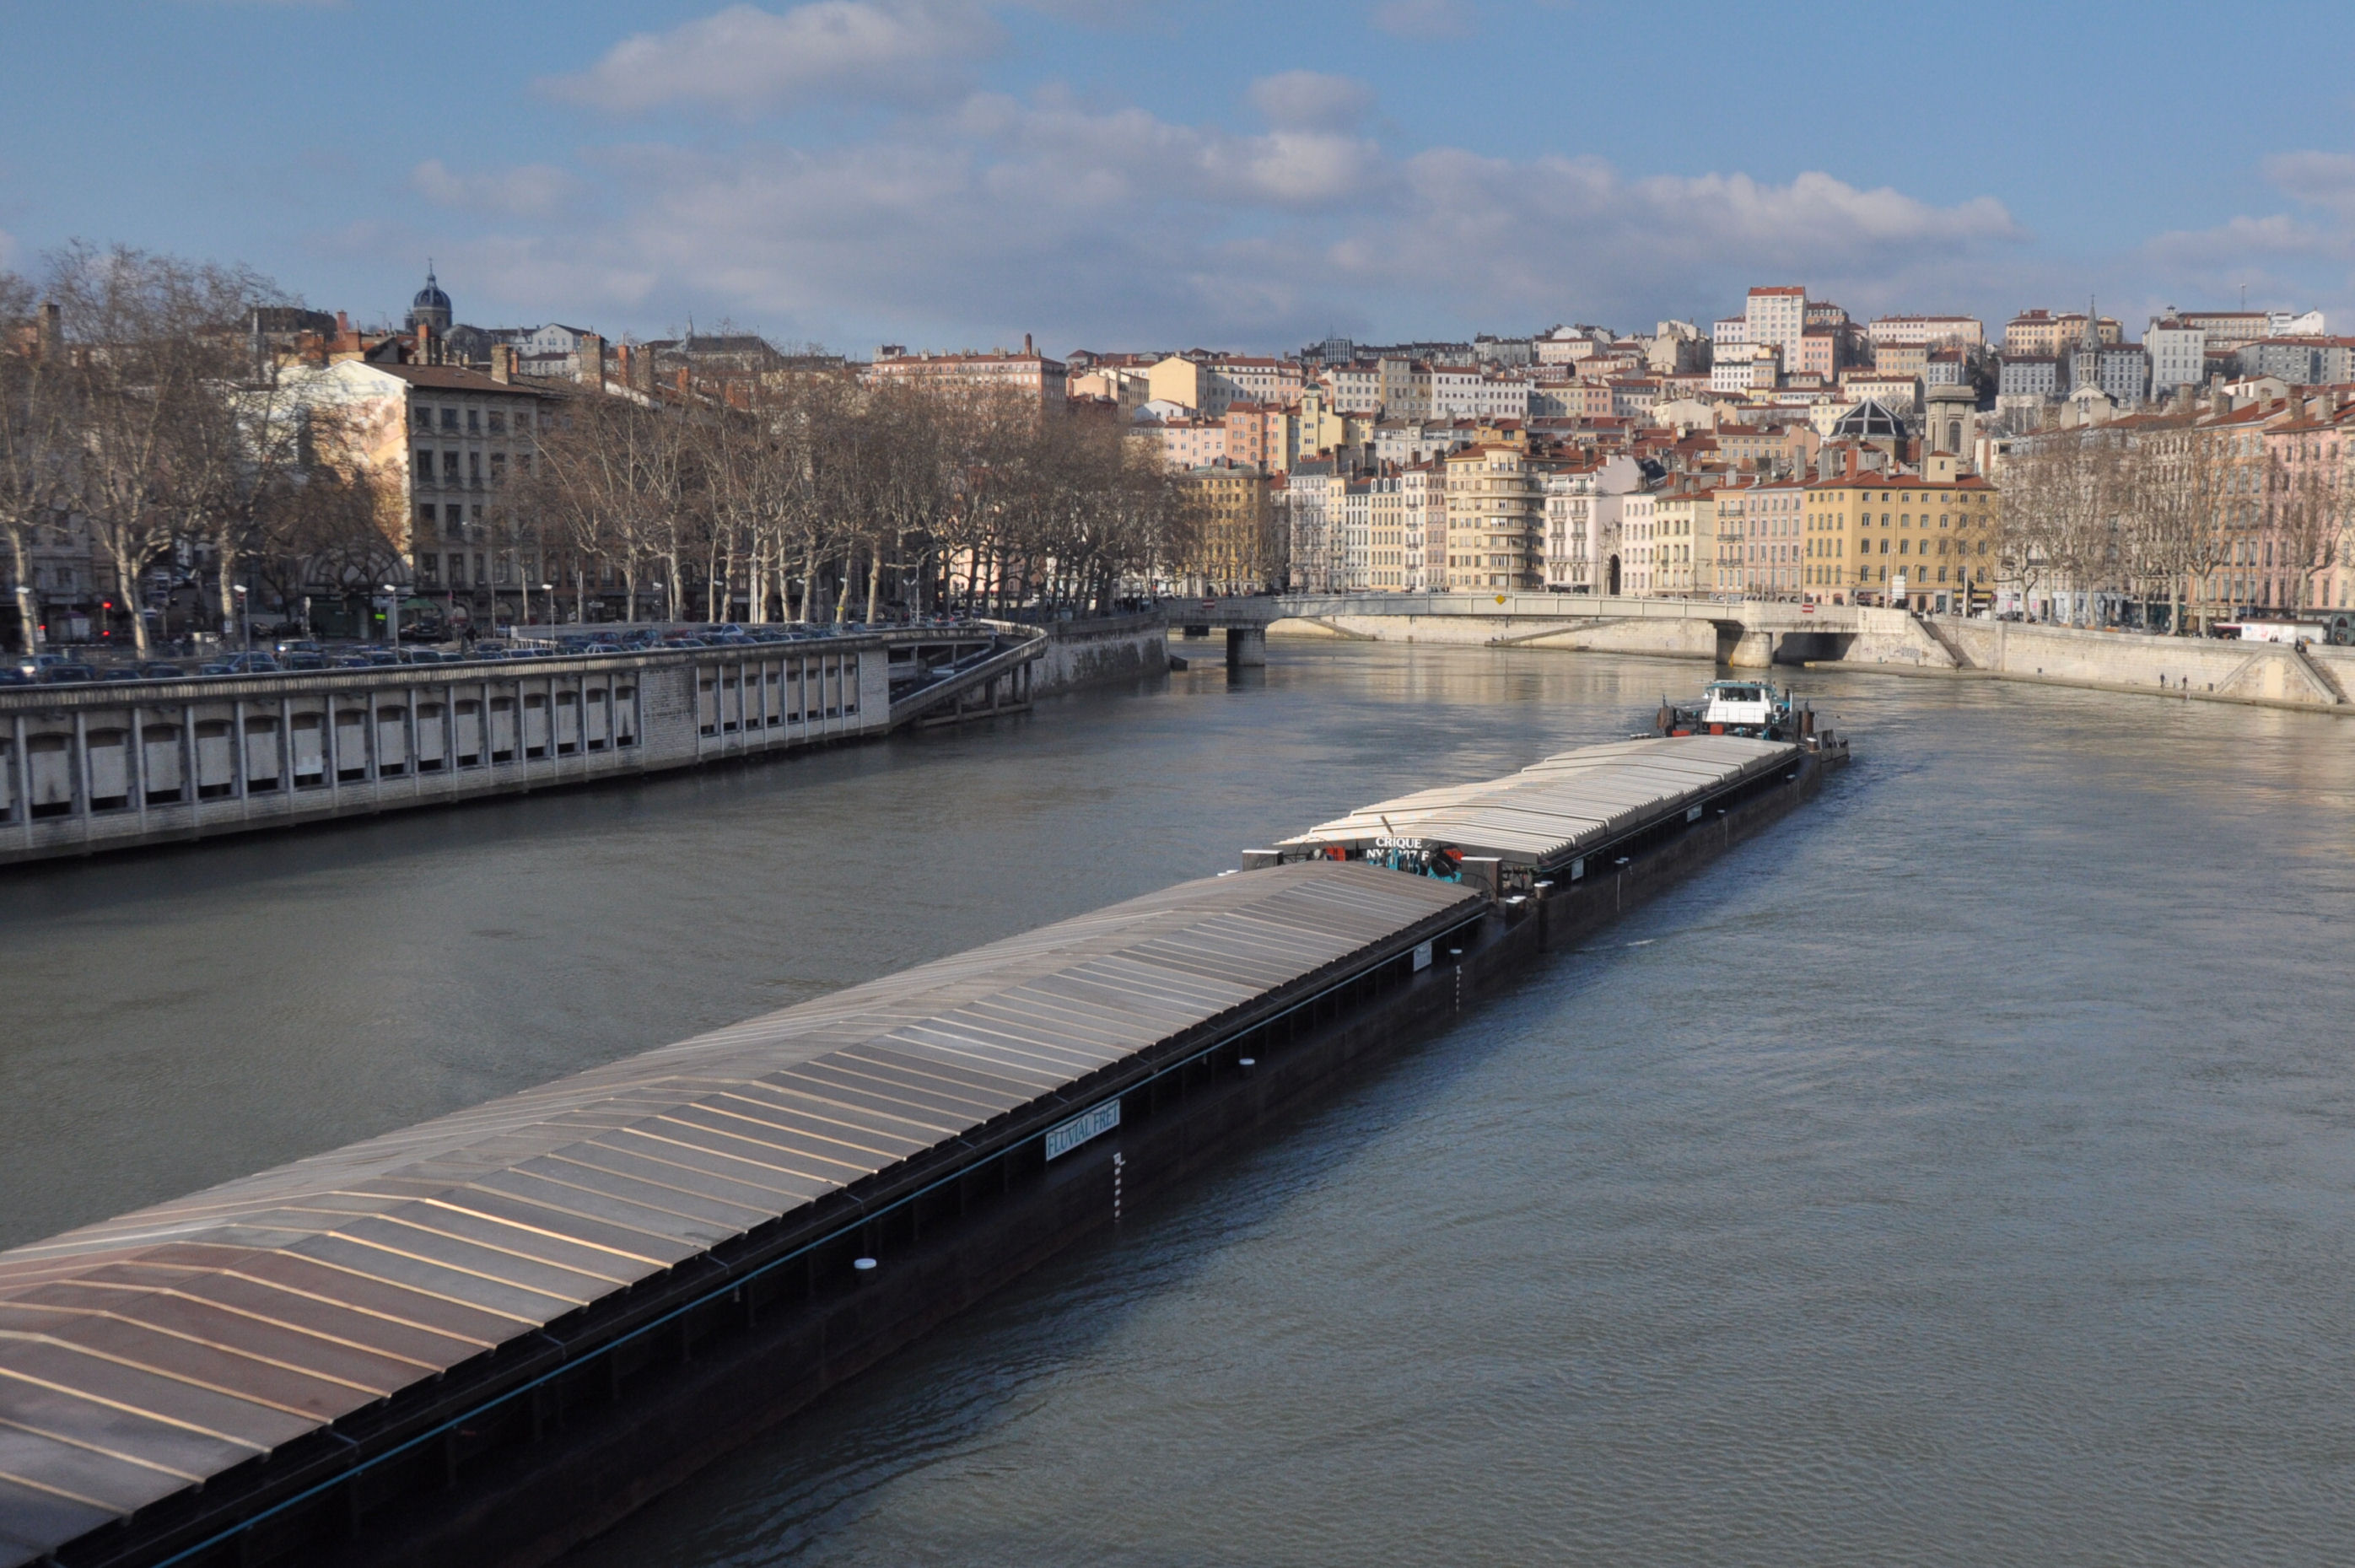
[1170,592,1862,668]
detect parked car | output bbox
[198,653,280,675]
[137,661,186,678]
[39,663,100,684]
[99,667,148,682]
[280,651,328,671]
[332,655,374,669]
[0,668,33,687]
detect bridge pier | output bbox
[1726,628,1778,668]
[1226,626,1266,669]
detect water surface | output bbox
[3,644,2351,1566]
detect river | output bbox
[3,642,2353,1565]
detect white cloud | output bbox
[1370,0,1475,40]
[540,0,1000,117]
[2139,153,2355,316]
[1246,71,1376,132]
[396,85,2023,349]
[410,160,584,219]
[2263,151,2355,218]
[955,93,1387,208]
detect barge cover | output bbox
[1276,736,1797,873]
[0,863,1481,1565]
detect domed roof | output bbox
[406,264,453,331]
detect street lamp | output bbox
[380,583,401,649]
[232,585,250,653]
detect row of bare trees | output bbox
[4,241,1204,654]
[524,375,1200,626]
[0,244,391,655]
[1997,414,2353,629]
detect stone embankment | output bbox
[1029,610,1167,694]
[1833,608,2354,714]
[1269,604,2354,717]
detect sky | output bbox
[4,0,2355,358]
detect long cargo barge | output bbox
[0,732,1843,1568]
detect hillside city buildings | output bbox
[8,266,2355,647]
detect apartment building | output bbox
[1745,287,1808,359]
[1622,491,1658,596]
[1651,488,1713,597]
[1742,478,1809,599]
[1133,416,1227,469]
[1323,364,1382,415]
[1540,455,1642,594]
[1442,444,1542,590]
[284,358,554,600]
[1172,463,1275,595]
[1802,452,2001,610]
[2147,317,2207,395]
[1213,356,1302,408]
[1867,315,1985,351]
[867,342,1067,412]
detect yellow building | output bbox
[1801,453,2001,609]
[1651,488,1715,597]
[1172,464,1275,594]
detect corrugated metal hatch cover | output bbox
[0,862,1477,1564]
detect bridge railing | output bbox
[1265,592,1857,628]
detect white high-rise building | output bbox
[1744,287,1808,358]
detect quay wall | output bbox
[1841,613,2355,714]
[1029,612,1168,695]
[0,616,1178,865]
[0,642,897,866]
[1259,597,2355,716]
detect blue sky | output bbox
[5,0,2353,355]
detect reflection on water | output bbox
[6,644,2355,1566]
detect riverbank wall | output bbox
[1839,610,2355,714]
[1269,606,2354,716]
[0,617,1173,866]
[1029,612,1168,695]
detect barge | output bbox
[0,734,1842,1568]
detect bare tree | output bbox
[42,243,271,655]
[0,272,74,653]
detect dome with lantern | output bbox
[406,264,453,332]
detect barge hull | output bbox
[336,750,1834,1568]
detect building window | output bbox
[467,407,481,434]
[440,407,458,432]
[418,503,434,530]
[488,411,507,435]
